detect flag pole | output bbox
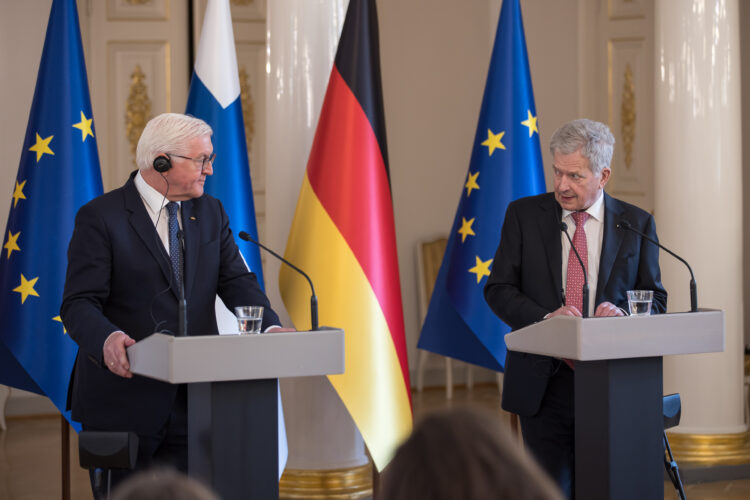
[61,414,70,500]
[366,445,379,497]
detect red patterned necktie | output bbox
[564,211,589,370]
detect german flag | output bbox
[280,0,412,470]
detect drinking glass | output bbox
[626,290,653,316]
[235,306,264,334]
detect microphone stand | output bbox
[617,221,697,312]
[177,231,187,336]
[560,222,589,318]
[238,231,319,330]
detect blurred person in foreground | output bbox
[380,408,564,500]
[111,467,219,500]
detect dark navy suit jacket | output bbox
[62,171,279,434]
[484,191,667,417]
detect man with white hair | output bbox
[484,118,667,497]
[61,113,290,497]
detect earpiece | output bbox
[153,155,172,173]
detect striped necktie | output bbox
[166,202,183,290]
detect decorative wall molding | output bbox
[125,64,153,161]
[235,40,266,241]
[106,41,171,177]
[609,0,646,20]
[239,66,255,158]
[607,36,650,201]
[87,1,189,189]
[229,0,265,21]
[108,0,168,21]
[621,63,635,169]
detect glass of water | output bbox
[235,306,264,334]
[626,290,653,316]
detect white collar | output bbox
[562,190,604,222]
[134,170,178,212]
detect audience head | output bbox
[379,408,564,500]
[110,467,219,500]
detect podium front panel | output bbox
[504,309,723,360]
[128,328,344,383]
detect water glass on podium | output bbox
[235,306,264,334]
[627,290,653,316]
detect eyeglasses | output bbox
[168,152,216,171]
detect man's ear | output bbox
[599,168,611,188]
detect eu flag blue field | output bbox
[0,0,103,426]
[418,0,545,371]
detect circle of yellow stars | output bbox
[465,110,538,284]
[4,110,94,333]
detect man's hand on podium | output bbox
[266,326,296,333]
[594,301,625,317]
[546,305,582,319]
[545,301,625,319]
[103,331,136,378]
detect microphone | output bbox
[617,220,697,312]
[238,231,319,331]
[176,230,187,336]
[560,221,589,318]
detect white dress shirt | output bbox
[134,170,181,256]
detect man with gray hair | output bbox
[484,118,667,497]
[61,113,292,498]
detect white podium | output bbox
[128,328,344,500]
[505,310,724,500]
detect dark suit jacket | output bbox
[484,192,667,417]
[61,171,279,434]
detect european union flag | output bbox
[185,0,264,289]
[417,0,545,371]
[0,0,103,425]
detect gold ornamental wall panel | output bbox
[125,64,153,160]
[107,0,169,21]
[235,41,266,212]
[106,41,171,182]
[607,37,650,201]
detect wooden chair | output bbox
[415,237,476,399]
